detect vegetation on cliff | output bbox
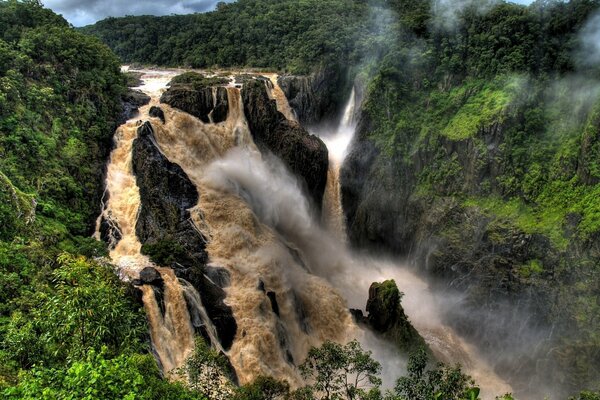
[341,0,600,397]
[0,1,202,397]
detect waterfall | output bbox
[94,69,210,377]
[142,268,196,376]
[149,93,355,386]
[96,69,512,398]
[312,87,358,241]
[180,279,224,353]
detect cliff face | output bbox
[278,66,350,126]
[241,79,329,208]
[161,85,229,124]
[341,75,600,397]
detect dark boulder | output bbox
[121,89,150,122]
[160,85,228,123]
[267,291,280,317]
[138,266,163,286]
[149,106,165,123]
[241,79,329,208]
[366,280,426,355]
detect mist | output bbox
[577,10,600,69]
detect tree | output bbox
[178,338,235,400]
[393,348,480,400]
[300,340,382,400]
[234,376,290,400]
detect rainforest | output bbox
[0,0,599,399]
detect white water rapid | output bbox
[96,69,512,398]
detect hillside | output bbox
[1,0,599,399]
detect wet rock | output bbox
[139,266,163,286]
[205,266,231,288]
[132,121,207,266]
[257,279,266,292]
[99,215,121,248]
[149,106,165,123]
[121,89,150,122]
[179,266,238,351]
[349,309,368,325]
[278,66,350,126]
[160,85,228,123]
[267,291,280,316]
[366,280,426,354]
[241,79,329,207]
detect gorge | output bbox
[97,68,515,398]
[1,1,599,399]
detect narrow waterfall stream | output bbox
[97,69,512,398]
[310,87,513,398]
[95,69,215,378]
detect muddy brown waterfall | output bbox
[97,69,511,398]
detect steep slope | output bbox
[341,1,600,397]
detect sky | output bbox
[44,0,534,27]
[42,0,236,27]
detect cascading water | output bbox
[95,69,215,378]
[97,69,512,398]
[313,88,358,241]
[306,86,513,397]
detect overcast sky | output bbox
[43,0,236,26]
[43,0,534,27]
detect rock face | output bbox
[121,89,150,122]
[366,280,426,355]
[241,79,329,207]
[278,66,350,126]
[149,106,165,123]
[160,85,229,123]
[131,121,237,350]
[132,122,206,264]
[138,266,163,286]
[340,87,600,396]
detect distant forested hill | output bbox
[81,0,370,73]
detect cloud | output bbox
[42,0,236,26]
[577,10,600,68]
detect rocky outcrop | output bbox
[160,85,228,123]
[241,79,329,207]
[149,106,165,123]
[132,122,206,265]
[121,89,150,122]
[365,280,426,355]
[138,266,163,286]
[131,121,237,350]
[278,66,350,126]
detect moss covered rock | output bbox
[366,280,426,355]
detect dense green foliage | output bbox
[351,0,600,396]
[394,348,480,400]
[299,340,382,399]
[0,1,200,397]
[4,349,205,399]
[81,0,370,73]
